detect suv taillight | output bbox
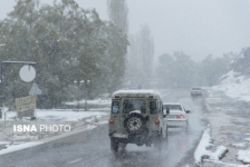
[109,119,114,124]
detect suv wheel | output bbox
[124,113,146,134]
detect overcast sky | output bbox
[1,0,250,61]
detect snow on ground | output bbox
[212,70,250,102]
[64,98,111,106]
[237,150,250,164]
[194,125,228,166]
[195,121,250,167]
[199,71,250,167]
[232,143,248,148]
[0,141,44,155]
[3,109,108,122]
[36,109,107,121]
[203,159,250,167]
[0,99,110,155]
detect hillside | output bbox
[212,70,250,102]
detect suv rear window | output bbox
[149,101,157,114]
[123,99,146,114]
[111,101,119,114]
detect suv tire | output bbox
[124,113,146,134]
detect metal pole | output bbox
[85,80,90,111]
[0,62,2,110]
[77,82,79,111]
[84,85,88,111]
[4,112,6,128]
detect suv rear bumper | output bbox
[109,133,128,138]
[109,131,160,143]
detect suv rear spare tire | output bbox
[124,113,146,134]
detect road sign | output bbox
[29,82,42,95]
[15,96,36,112]
[19,65,36,82]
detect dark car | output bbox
[190,88,203,98]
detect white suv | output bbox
[109,89,168,153]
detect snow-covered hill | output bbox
[212,70,250,102]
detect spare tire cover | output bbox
[124,113,145,134]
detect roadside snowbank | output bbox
[64,98,111,107]
[194,125,228,166]
[2,109,108,122]
[237,150,250,165]
[0,108,109,155]
[212,70,250,102]
[203,159,250,167]
[0,142,44,155]
[198,89,250,167]
[194,124,250,167]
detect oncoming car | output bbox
[108,89,167,153]
[163,102,190,132]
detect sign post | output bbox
[4,111,6,128]
[0,61,36,117]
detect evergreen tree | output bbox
[0,0,128,108]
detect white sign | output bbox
[29,82,42,95]
[19,65,36,82]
